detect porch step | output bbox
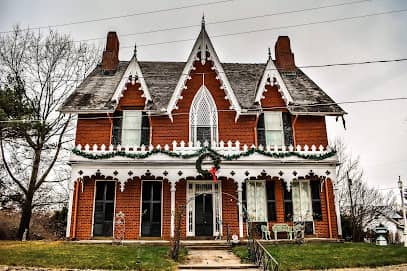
[178,264,259,269]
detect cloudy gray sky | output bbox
[1,0,406,192]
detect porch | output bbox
[67,141,340,240]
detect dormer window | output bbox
[257,111,293,147]
[189,86,218,145]
[112,110,150,147]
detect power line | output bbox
[128,8,407,48]
[75,0,371,43]
[2,57,406,84]
[0,97,406,123]
[0,0,234,34]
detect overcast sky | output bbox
[1,0,406,193]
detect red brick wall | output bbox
[162,180,172,240]
[293,115,328,147]
[75,115,112,146]
[175,180,187,239]
[114,178,141,239]
[117,83,146,110]
[221,179,239,237]
[261,85,288,111]
[71,177,95,240]
[150,61,257,146]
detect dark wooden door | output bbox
[195,193,213,236]
[141,181,162,237]
[93,181,115,237]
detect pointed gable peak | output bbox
[167,18,242,119]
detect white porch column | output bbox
[237,181,244,238]
[66,178,76,238]
[170,181,177,238]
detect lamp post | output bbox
[398,176,407,247]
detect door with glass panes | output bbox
[93,181,115,237]
[141,181,162,237]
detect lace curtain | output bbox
[246,181,267,222]
[292,181,313,221]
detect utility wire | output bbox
[129,8,407,48]
[1,57,406,84]
[0,0,234,34]
[73,0,371,42]
[1,97,406,123]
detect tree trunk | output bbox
[17,190,34,240]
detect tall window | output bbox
[266,181,277,221]
[292,181,313,221]
[264,111,284,146]
[190,86,218,145]
[311,180,322,220]
[246,180,267,222]
[113,110,150,146]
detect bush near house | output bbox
[233,243,407,271]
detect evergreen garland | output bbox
[72,147,336,161]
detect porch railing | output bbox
[248,239,279,271]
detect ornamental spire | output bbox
[133,42,137,60]
[268,47,271,60]
[201,13,206,29]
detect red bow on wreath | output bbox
[209,167,218,183]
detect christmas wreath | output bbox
[195,152,221,177]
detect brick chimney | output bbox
[275,36,295,71]
[101,32,120,71]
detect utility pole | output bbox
[347,172,355,241]
[398,176,407,247]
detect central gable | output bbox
[167,18,241,121]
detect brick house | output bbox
[60,19,346,240]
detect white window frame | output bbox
[292,180,313,222]
[121,110,142,147]
[246,180,267,222]
[189,86,218,145]
[264,111,284,146]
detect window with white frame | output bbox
[264,111,284,146]
[189,86,218,145]
[291,180,313,222]
[246,180,267,222]
[121,110,142,146]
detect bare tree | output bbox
[0,26,99,239]
[333,138,397,241]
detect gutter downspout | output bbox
[292,115,299,146]
[325,179,333,239]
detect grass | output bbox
[233,242,407,271]
[0,241,185,270]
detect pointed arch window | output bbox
[190,86,218,145]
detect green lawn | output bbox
[233,242,407,271]
[0,241,182,270]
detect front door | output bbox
[93,181,115,237]
[195,193,213,236]
[141,181,162,237]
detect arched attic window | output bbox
[190,86,218,145]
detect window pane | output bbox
[266,131,283,146]
[264,112,282,130]
[267,202,276,221]
[311,181,320,199]
[152,203,161,222]
[142,182,152,201]
[196,126,211,144]
[246,181,267,222]
[95,182,105,200]
[106,182,115,201]
[266,181,275,200]
[122,110,141,146]
[152,182,162,201]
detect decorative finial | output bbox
[133,42,137,59]
[201,13,205,29]
[268,47,271,60]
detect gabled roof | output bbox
[166,18,242,119]
[60,20,346,116]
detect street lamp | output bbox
[398,176,407,247]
